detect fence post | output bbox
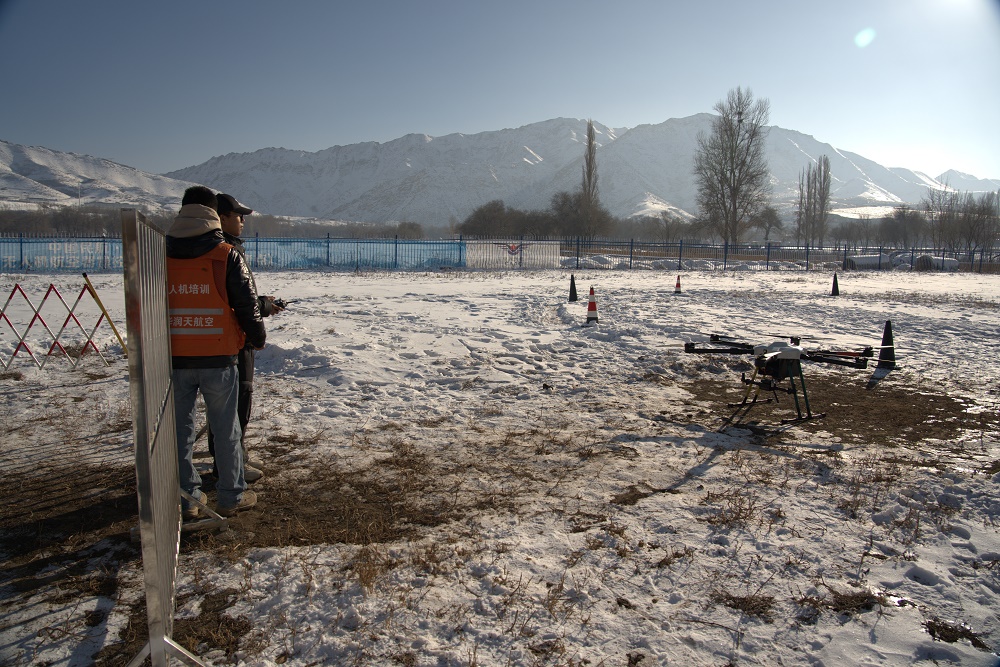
[628,238,634,269]
[909,247,914,270]
[723,241,728,271]
[765,242,771,270]
[19,233,24,271]
[253,232,259,269]
[575,236,581,269]
[678,239,683,271]
[805,244,810,270]
[394,235,399,269]
[842,246,848,270]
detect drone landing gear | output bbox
[719,361,825,431]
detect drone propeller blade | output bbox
[766,332,828,341]
[700,332,742,341]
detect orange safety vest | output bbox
[166,244,246,357]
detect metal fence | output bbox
[0,234,123,272]
[556,240,1000,273]
[121,210,205,666]
[3,232,998,273]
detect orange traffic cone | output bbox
[674,275,682,294]
[584,286,599,325]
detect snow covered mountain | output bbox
[3,116,998,226]
[0,140,199,212]
[164,114,1000,223]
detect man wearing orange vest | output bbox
[167,186,266,519]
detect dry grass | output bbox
[711,590,776,622]
[924,617,992,651]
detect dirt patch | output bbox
[182,443,459,553]
[0,464,138,598]
[92,587,254,667]
[684,373,995,447]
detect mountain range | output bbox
[3,114,998,227]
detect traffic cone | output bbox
[876,319,895,369]
[866,319,897,389]
[584,287,599,325]
[831,273,840,296]
[674,275,682,294]
[569,274,578,302]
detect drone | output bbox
[683,320,896,429]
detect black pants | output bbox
[208,346,255,466]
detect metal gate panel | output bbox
[121,209,204,667]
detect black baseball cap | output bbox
[217,193,253,216]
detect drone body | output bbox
[683,321,895,429]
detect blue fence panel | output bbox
[2,234,997,273]
[243,237,466,271]
[0,235,123,272]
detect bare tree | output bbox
[797,155,832,246]
[958,190,1000,254]
[856,213,874,250]
[794,170,805,244]
[578,119,612,239]
[751,205,783,242]
[657,210,687,243]
[550,190,581,236]
[693,87,772,245]
[922,184,960,248]
[581,120,598,222]
[814,155,831,244]
[881,205,925,248]
[458,200,510,236]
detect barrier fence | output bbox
[2,232,998,273]
[121,209,205,667]
[0,274,125,370]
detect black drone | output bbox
[683,320,897,429]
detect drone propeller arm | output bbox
[802,352,869,369]
[684,342,755,355]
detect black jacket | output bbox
[223,232,275,318]
[166,229,266,367]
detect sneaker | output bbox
[182,492,204,521]
[217,490,257,517]
[244,466,264,483]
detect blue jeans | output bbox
[173,365,246,509]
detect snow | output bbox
[1,268,999,666]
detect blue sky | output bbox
[1,0,998,179]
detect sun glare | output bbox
[854,27,877,48]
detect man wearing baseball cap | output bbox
[206,193,285,483]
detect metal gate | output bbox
[121,209,205,667]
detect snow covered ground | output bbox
[1,268,999,666]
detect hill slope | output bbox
[3,117,998,225]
